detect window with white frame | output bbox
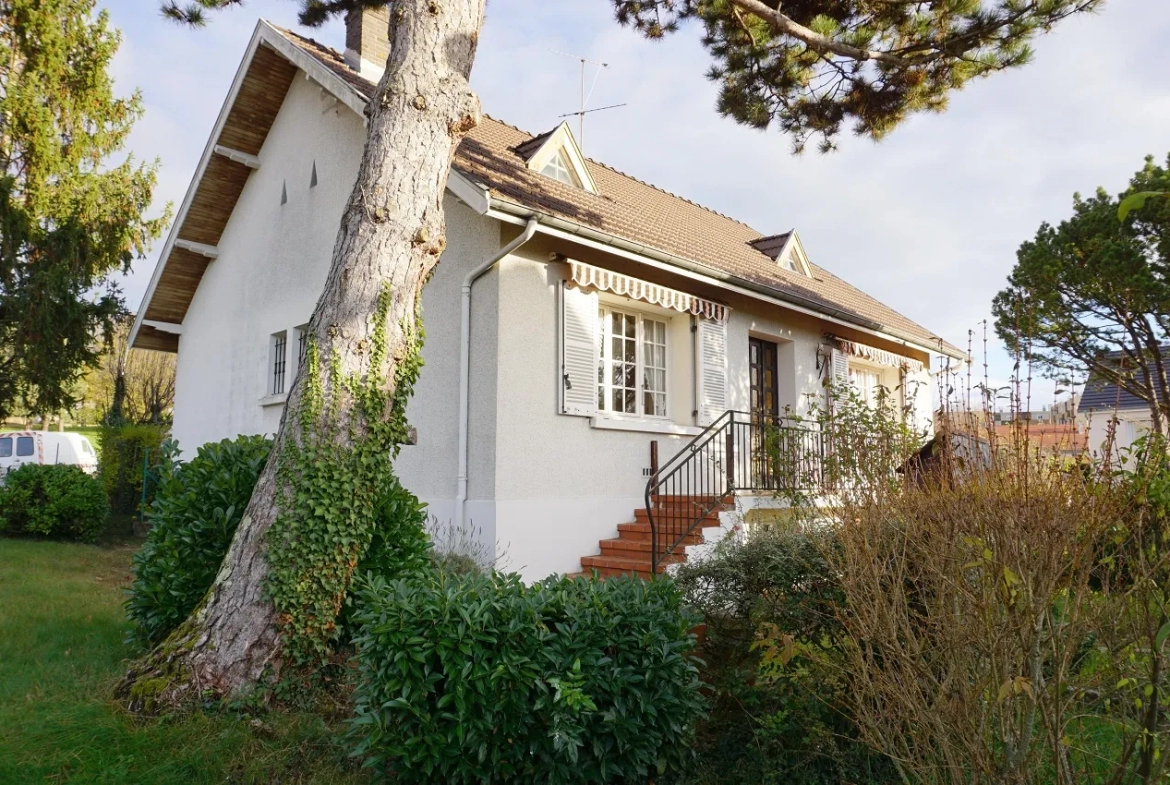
[596,306,668,418]
[848,362,883,406]
[541,150,577,187]
[270,331,288,395]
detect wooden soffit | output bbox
[133,36,297,349]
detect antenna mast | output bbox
[548,49,623,147]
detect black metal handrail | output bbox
[644,411,824,572]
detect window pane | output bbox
[0,437,10,458]
[624,389,635,413]
[16,436,34,457]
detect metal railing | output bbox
[644,411,824,572]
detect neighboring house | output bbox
[129,12,965,581]
[1078,354,1166,461]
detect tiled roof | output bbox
[277,28,962,357]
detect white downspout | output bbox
[454,216,540,528]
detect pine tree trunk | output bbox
[119,0,486,704]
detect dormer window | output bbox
[518,121,600,195]
[749,230,811,277]
[541,151,577,186]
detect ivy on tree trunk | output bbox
[119,0,487,707]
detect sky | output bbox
[99,0,1170,410]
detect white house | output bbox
[1078,357,1162,462]
[130,12,965,581]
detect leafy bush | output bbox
[128,436,434,649]
[337,474,433,632]
[669,526,896,785]
[0,464,109,542]
[350,571,706,784]
[98,423,166,515]
[126,436,272,646]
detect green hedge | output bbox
[349,571,706,784]
[0,464,109,542]
[126,436,273,647]
[98,423,166,515]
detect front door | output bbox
[748,338,779,487]
[749,337,779,417]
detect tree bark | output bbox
[120,0,486,703]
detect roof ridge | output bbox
[270,25,771,239]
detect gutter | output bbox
[454,216,540,528]
[476,194,964,362]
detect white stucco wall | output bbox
[487,235,937,580]
[170,71,502,532]
[1081,408,1151,464]
[173,76,365,454]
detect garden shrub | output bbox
[126,435,273,646]
[98,423,166,515]
[349,571,706,784]
[668,525,897,785]
[0,464,109,542]
[128,435,434,649]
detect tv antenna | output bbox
[548,48,626,148]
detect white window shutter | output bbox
[560,283,598,417]
[695,317,728,426]
[828,346,849,408]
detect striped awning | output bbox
[567,259,729,322]
[832,336,924,373]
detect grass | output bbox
[1,423,102,444]
[0,537,367,784]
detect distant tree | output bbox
[80,315,176,425]
[993,155,1170,435]
[0,1,169,424]
[123,0,1103,705]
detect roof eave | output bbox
[485,198,965,362]
[130,23,271,351]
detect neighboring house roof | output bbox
[131,20,964,360]
[991,423,1087,454]
[1077,349,1169,414]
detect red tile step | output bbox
[570,498,732,580]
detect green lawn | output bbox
[1,424,101,443]
[0,538,366,784]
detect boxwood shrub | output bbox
[126,435,273,646]
[349,571,706,784]
[0,464,109,542]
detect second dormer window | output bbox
[541,151,576,186]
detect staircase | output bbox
[572,411,822,580]
[574,496,731,578]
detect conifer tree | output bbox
[994,155,1170,436]
[0,0,168,423]
[123,0,1101,705]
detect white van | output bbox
[0,431,99,475]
